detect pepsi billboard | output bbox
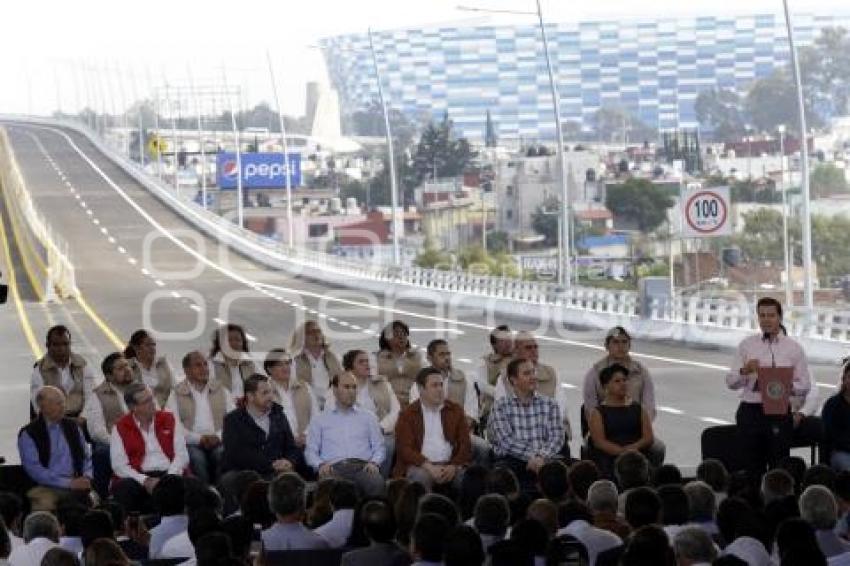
[216,152,301,189]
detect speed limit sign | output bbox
[682,186,731,237]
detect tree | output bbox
[694,88,746,140]
[730,179,781,204]
[810,163,849,198]
[800,27,850,117]
[410,113,475,183]
[348,98,417,150]
[486,231,510,254]
[605,178,674,232]
[593,106,657,144]
[415,241,452,270]
[745,70,823,133]
[531,199,560,246]
[484,109,498,148]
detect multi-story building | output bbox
[321,12,850,142]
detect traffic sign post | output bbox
[681,186,731,238]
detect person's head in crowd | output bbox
[0,513,11,560]
[306,478,336,528]
[84,538,129,566]
[379,320,411,353]
[657,485,689,527]
[418,493,460,528]
[124,329,157,366]
[756,296,784,337]
[513,331,540,364]
[244,374,274,415]
[395,481,427,547]
[23,511,60,543]
[153,474,185,517]
[184,477,222,515]
[800,484,840,531]
[221,516,252,564]
[415,367,445,409]
[620,524,673,566]
[598,364,629,404]
[489,325,513,356]
[101,352,133,387]
[568,460,600,501]
[473,494,510,539]
[386,478,410,510]
[80,510,113,549]
[57,503,86,540]
[0,493,23,537]
[526,499,558,537]
[605,326,632,360]
[803,464,837,491]
[188,508,223,548]
[264,348,293,387]
[558,500,593,530]
[36,386,66,424]
[762,494,800,549]
[240,480,273,529]
[46,325,72,367]
[683,481,716,523]
[487,467,520,499]
[269,472,306,523]
[97,501,125,538]
[835,471,850,515]
[359,500,396,544]
[410,513,449,563]
[458,465,488,521]
[716,497,767,549]
[182,351,210,387]
[195,532,233,566]
[427,339,453,373]
[210,323,250,360]
[329,479,358,512]
[586,479,619,516]
[41,547,80,566]
[774,517,827,566]
[652,464,683,487]
[537,461,570,504]
[726,470,756,502]
[444,524,485,566]
[332,372,359,410]
[761,468,795,506]
[223,469,261,517]
[506,359,537,399]
[624,487,661,530]
[672,527,718,566]
[778,456,807,494]
[696,458,729,495]
[338,495,385,549]
[123,383,155,424]
[615,451,650,491]
[510,518,550,560]
[291,320,327,354]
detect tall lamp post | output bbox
[778,124,793,308]
[458,1,572,288]
[782,0,814,311]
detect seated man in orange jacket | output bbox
[393,367,472,490]
[110,382,189,513]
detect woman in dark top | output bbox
[588,363,654,478]
[822,362,850,470]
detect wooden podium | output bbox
[757,367,793,415]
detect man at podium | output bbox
[726,297,812,485]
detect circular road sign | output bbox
[685,190,729,235]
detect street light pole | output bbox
[266,50,295,251]
[368,28,401,265]
[222,67,244,229]
[782,0,814,311]
[778,124,793,308]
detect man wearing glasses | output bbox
[582,326,665,465]
[264,349,319,452]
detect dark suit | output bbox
[221,403,301,477]
[341,542,411,566]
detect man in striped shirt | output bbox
[488,358,565,492]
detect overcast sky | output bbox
[1,0,847,116]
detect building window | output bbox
[506,185,514,196]
[308,223,329,238]
[506,210,513,220]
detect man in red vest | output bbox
[110,382,189,512]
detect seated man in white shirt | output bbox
[166,351,235,485]
[83,352,135,498]
[110,383,190,513]
[30,325,95,421]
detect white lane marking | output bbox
[561,383,577,389]
[100,227,108,235]
[245,333,257,343]
[409,328,465,335]
[213,317,225,325]
[92,219,100,225]
[457,358,472,364]
[350,324,362,331]
[338,321,350,327]
[817,382,838,389]
[108,237,116,244]
[170,291,181,299]
[140,268,150,276]
[190,304,202,312]
[658,406,684,415]
[117,247,126,254]
[154,279,165,287]
[86,210,93,216]
[127,258,137,265]
[699,417,730,425]
[46,125,729,375]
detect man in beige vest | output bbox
[290,321,342,409]
[30,326,95,420]
[264,349,319,449]
[82,352,135,497]
[494,331,572,456]
[166,351,235,484]
[325,350,399,477]
[473,325,513,426]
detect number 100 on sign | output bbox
[682,187,731,238]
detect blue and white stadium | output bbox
[321,13,850,142]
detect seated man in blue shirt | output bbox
[305,372,386,497]
[18,386,93,508]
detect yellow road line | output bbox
[74,291,124,350]
[0,199,43,358]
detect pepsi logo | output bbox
[222,160,239,178]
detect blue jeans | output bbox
[188,444,224,484]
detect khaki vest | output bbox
[93,381,129,431]
[483,353,510,387]
[37,353,88,416]
[212,358,256,394]
[172,379,228,433]
[445,368,469,408]
[272,380,314,437]
[362,375,393,422]
[129,356,174,408]
[377,349,423,407]
[294,349,342,387]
